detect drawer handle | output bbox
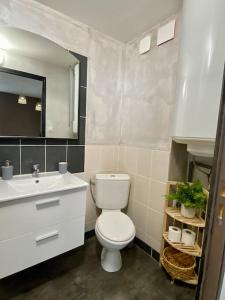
[35,230,59,243]
[35,197,60,208]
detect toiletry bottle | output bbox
[1,160,13,180]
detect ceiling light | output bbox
[0,34,11,50]
[18,96,27,105]
[0,49,5,65]
[35,102,42,111]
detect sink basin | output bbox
[0,172,88,203]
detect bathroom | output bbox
[0,0,225,299]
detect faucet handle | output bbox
[33,164,39,170]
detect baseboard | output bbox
[85,229,95,240]
[134,237,160,262]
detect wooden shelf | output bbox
[160,181,208,285]
[163,232,202,257]
[160,258,198,286]
[165,207,205,228]
[182,275,198,285]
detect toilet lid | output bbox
[96,212,135,242]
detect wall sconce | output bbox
[35,102,42,111]
[18,96,27,105]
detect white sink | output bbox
[0,172,88,203]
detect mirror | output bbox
[0,27,80,139]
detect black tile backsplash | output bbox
[0,138,20,145]
[0,146,20,176]
[46,146,67,172]
[46,139,67,146]
[67,146,85,173]
[21,146,45,174]
[0,53,87,177]
[21,138,45,145]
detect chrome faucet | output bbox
[32,164,40,178]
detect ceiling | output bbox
[36,0,182,42]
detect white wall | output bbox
[121,15,180,150]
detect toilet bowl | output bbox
[95,211,135,272]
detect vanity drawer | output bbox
[0,217,85,279]
[0,189,86,241]
[33,217,84,265]
[0,234,35,279]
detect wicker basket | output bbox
[161,246,196,281]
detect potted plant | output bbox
[165,180,207,218]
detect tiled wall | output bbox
[0,53,87,177]
[78,144,170,253]
[76,145,119,232]
[118,146,170,252]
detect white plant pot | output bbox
[172,199,178,208]
[180,204,196,219]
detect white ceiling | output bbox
[36,0,182,42]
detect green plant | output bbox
[165,180,207,210]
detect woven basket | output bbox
[161,246,196,281]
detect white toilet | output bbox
[94,174,135,272]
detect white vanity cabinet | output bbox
[0,173,87,279]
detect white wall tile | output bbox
[119,145,128,172]
[136,229,149,245]
[146,209,164,241]
[134,175,150,206]
[132,201,147,234]
[113,145,120,170]
[146,235,162,253]
[148,180,166,213]
[85,219,96,232]
[126,147,137,174]
[150,150,170,182]
[137,147,152,177]
[84,145,101,172]
[99,145,116,171]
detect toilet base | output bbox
[101,248,122,272]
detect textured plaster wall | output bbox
[121,15,180,150]
[0,0,124,145]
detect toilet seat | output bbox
[96,211,135,243]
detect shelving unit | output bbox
[160,181,209,285]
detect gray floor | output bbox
[0,237,195,300]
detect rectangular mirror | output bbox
[0,27,80,139]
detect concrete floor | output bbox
[0,237,196,300]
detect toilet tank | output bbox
[95,174,130,210]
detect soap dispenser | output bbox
[1,160,13,180]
